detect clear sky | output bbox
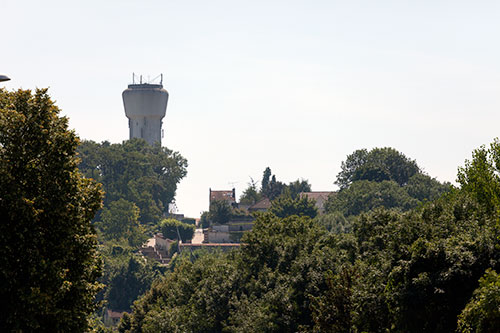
[2,0,500,217]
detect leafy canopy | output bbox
[78,139,188,224]
[327,147,450,216]
[335,147,420,189]
[0,89,103,331]
[159,218,195,242]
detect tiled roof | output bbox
[210,190,235,202]
[107,309,126,319]
[300,192,334,201]
[248,198,271,210]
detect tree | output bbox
[200,211,210,228]
[267,175,286,200]
[287,179,312,199]
[311,266,356,333]
[0,89,103,331]
[208,199,232,224]
[261,167,272,195]
[325,180,419,216]
[77,139,188,224]
[260,167,285,200]
[239,178,262,205]
[98,199,146,247]
[457,269,500,332]
[314,212,353,234]
[457,140,500,214]
[104,256,163,312]
[335,147,420,189]
[405,173,451,202]
[160,218,195,242]
[269,194,318,219]
[328,148,450,217]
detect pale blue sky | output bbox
[2,0,500,217]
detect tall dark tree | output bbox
[0,89,103,331]
[287,179,312,199]
[261,167,272,196]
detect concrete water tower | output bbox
[122,74,168,145]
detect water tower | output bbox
[122,74,168,145]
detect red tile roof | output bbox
[210,189,235,203]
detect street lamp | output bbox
[0,74,10,82]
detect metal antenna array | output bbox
[131,73,164,85]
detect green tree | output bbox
[314,211,353,234]
[239,178,262,205]
[457,139,500,214]
[200,211,210,228]
[260,167,285,200]
[77,139,188,224]
[208,199,232,224]
[335,147,420,189]
[261,167,272,195]
[328,148,450,217]
[160,218,195,242]
[326,180,419,216]
[286,179,312,199]
[104,256,164,312]
[405,173,451,202]
[311,266,356,333]
[458,269,500,333]
[99,199,146,247]
[269,194,318,219]
[267,174,286,200]
[0,89,103,331]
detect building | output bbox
[248,198,271,212]
[104,309,127,326]
[139,233,175,265]
[122,74,168,145]
[209,188,236,207]
[299,191,334,214]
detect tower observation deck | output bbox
[122,74,168,145]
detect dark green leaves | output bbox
[0,89,103,331]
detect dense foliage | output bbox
[335,147,420,189]
[100,247,165,312]
[326,147,450,217]
[269,194,318,218]
[98,198,146,248]
[0,89,103,331]
[208,199,233,224]
[120,141,500,332]
[78,139,188,225]
[240,167,312,203]
[159,218,195,242]
[78,138,188,318]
